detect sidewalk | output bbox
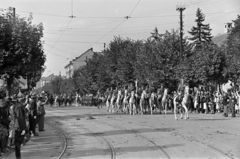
[3,122,63,159]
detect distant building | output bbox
[64,48,97,78]
[65,61,73,79]
[224,23,233,33]
[36,74,57,89]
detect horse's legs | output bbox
[162,101,167,114]
[116,102,119,113]
[129,103,132,115]
[123,102,126,113]
[151,100,154,115]
[106,101,109,112]
[182,104,189,120]
[174,102,178,120]
[139,99,143,115]
[133,103,136,115]
[111,101,115,113]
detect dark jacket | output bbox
[14,102,27,131]
[0,107,10,128]
[0,100,10,128]
[29,99,38,116]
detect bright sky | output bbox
[1,0,239,77]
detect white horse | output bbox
[161,88,169,114]
[129,91,136,115]
[139,89,146,114]
[116,89,123,113]
[174,86,189,120]
[110,91,117,113]
[106,92,112,112]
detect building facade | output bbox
[64,48,95,78]
[36,74,57,89]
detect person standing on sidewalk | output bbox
[37,95,48,131]
[29,93,39,136]
[12,95,27,159]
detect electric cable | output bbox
[49,18,72,51]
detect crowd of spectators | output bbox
[0,91,47,159]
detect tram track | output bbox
[79,125,116,159]
[94,119,171,159]
[45,106,238,158]
[114,115,235,159]
[46,122,68,159]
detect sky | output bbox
[1,0,239,77]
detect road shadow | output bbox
[78,127,176,137]
[65,144,184,158]
[192,119,229,121]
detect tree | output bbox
[178,44,227,87]
[0,9,46,97]
[188,8,213,48]
[224,15,240,84]
[50,76,62,95]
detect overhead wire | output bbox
[80,0,142,52]
[17,10,122,19]
[129,0,141,16]
[48,18,72,51]
[43,18,122,32]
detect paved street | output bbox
[4,105,240,159]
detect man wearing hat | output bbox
[28,93,39,137]
[11,94,27,159]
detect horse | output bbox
[149,91,157,115]
[106,91,112,112]
[139,88,146,115]
[129,91,136,115]
[161,88,169,114]
[173,86,189,120]
[116,89,123,113]
[144,88,151,113]
[110,90,117,113]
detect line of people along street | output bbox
[0,91,47,159]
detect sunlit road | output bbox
[45,105,240,159]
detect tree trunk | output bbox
[218,83,222,95]
[27,77,31,92]
[6,77,13,98]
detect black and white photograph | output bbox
[0,0,240,158]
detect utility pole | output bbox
[176,5,186,87]
[69,0,76,18]
[13,7,15,19]
[176,5,186,58]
